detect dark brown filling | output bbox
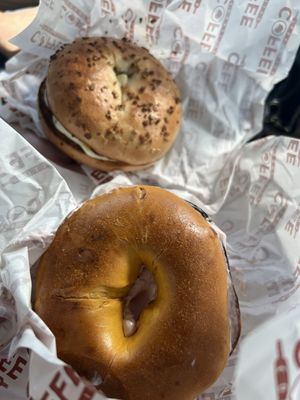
[122,266,157,337]
[186,201,241,354]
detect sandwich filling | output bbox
[43,88,115,162]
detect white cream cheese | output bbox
[44,90,115,162]
[52,116,115,162]
[117,73,128,86]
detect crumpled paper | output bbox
[193,134,300,400]
[219,135,300,400]
[235,306,300,400]
[0,118,108,400]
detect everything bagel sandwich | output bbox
[38,37,182,171]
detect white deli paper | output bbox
[220,135,300,400]
[0,119,109,400]
[1,0,300,212]
[0,0,300,399]
[235,306,300,400]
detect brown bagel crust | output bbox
[35,186,230,400]
[41,37,181,168]
[38,89,154,172]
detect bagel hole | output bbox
[112,62,139,110]
[122,265,157,337]
[113,63,139,88]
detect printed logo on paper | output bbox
[0,350,29,391]
[122,8,137,41]
[30,25,69,51]
[274,339,300,399]
[268,259,300,303]
[38,365,98,400]
[200,0,234,54]
[166,26,190,76]
[256,7,298,76]
[240,0,270,29]
[285,205,300,240]
[185,61,207,122]
[249,143,278,205]
[218,52,246,93]
[146,0,168,44]
[88,169,114,185]
[285,139,300,168]
[60,0,90,36]
[178,0,202,14]
[275,341,289,400]
[0,146,50,233]
[101,0,116,16]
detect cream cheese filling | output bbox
[44,90,116,162]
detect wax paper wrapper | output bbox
[1,0,300,212]
[0,118,109,400]
[235,306,300,400]
[214,135,300,400]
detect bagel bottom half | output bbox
[35,186,237,400]
[38,81,154,172]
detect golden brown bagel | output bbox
[35,186,236,400]
[38,37,182,171]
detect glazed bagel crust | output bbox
[35,186,230,400]
[43,37,181,167]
